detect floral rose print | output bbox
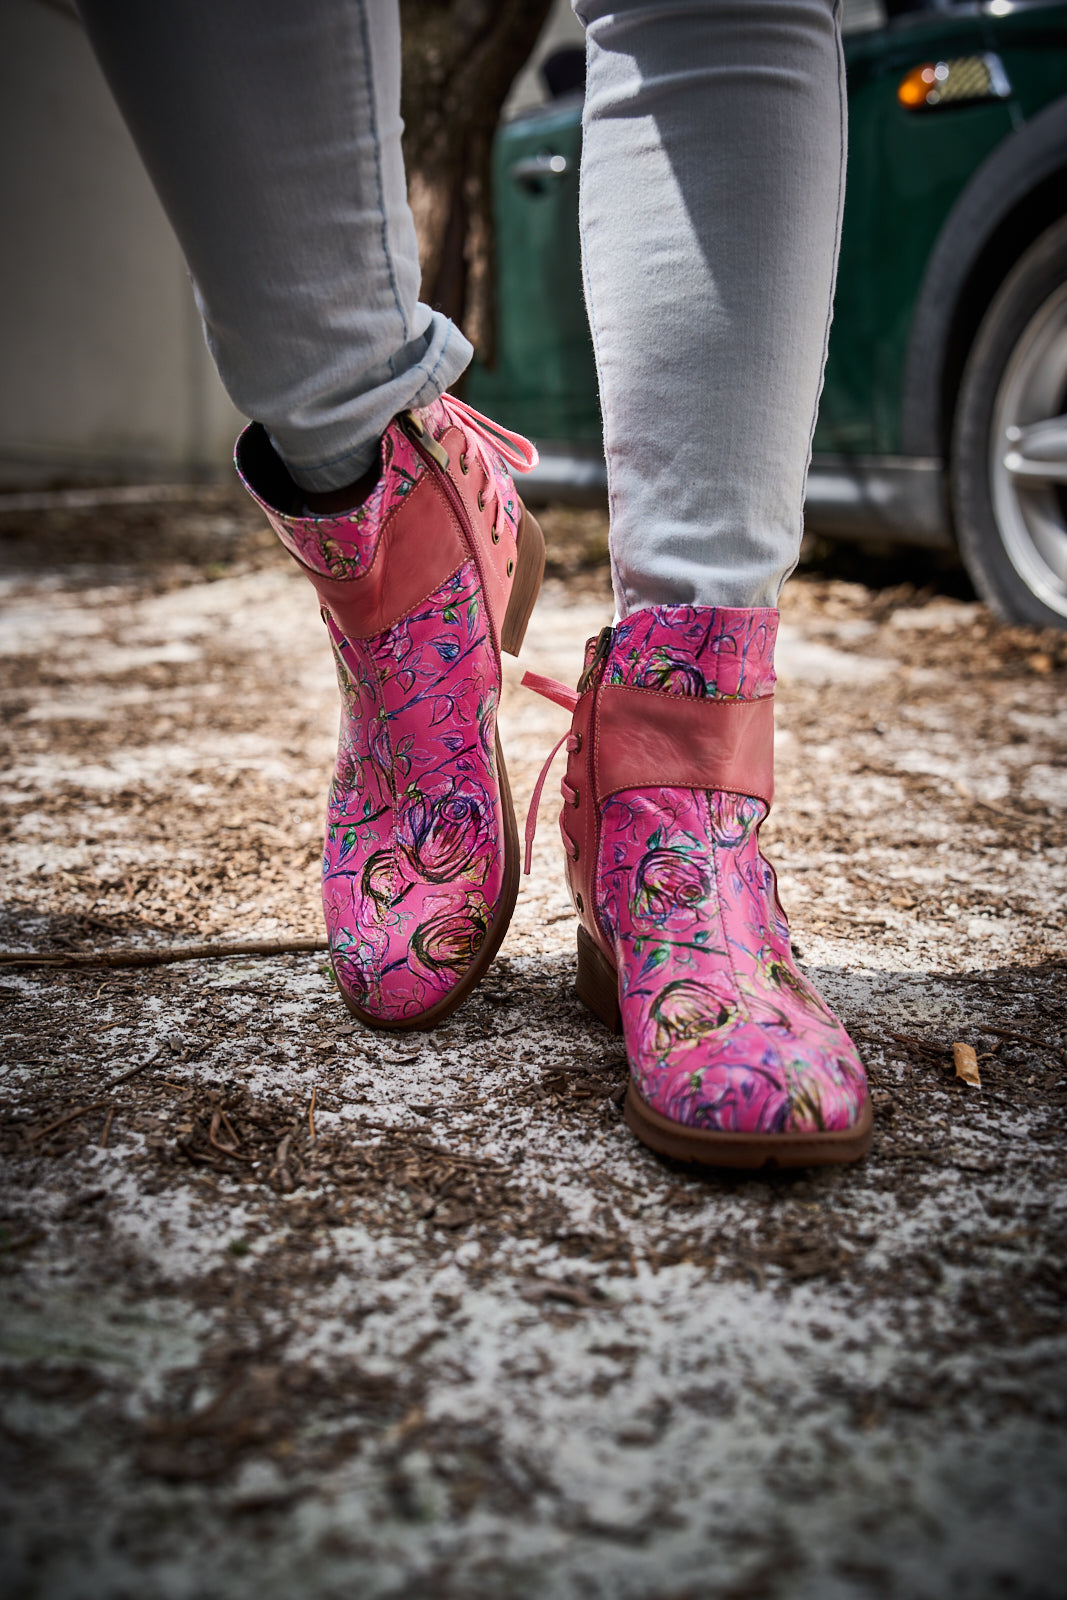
[399,782,493,885]
[591,607,868,1136]
[315,557,507,1020]
[648,978,735,1053]
[239,394,534,1025]
[361,850,395,915]
[410,895,490,976]
[607,605,779,700]
[631,845,712,931]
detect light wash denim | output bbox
[79,0,845,609]
[78,0,471,491]
[576,0,846,611]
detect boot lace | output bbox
[440,394,539,476]
[521,671,580,874]
[432,396,538,553]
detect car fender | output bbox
[900,93,1067,460]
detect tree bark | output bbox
[400,0,553,364]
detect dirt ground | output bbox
[1,492,1065,1600]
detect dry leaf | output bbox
[953,1042,981,1087]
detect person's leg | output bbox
[526,0,869,1163]
[575,0,846,613]
[79,0,545,1027]
[78,0,471,492]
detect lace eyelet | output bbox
[572,731,582,753]
[575,891,584,915]
[491,525,500,544]
[571,842,580,862]
[571,789,580,808]
[459,453,469,474]
[506,558,514,577]
[477,488,485,511]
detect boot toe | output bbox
[327,882,499,1027]
[632,1018,868,1137]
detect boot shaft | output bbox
[556,605,779,952]
[235,397,539,655]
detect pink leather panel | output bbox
[305,473,467,639]
[594,687,775,809]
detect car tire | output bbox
[952,215,1067,630]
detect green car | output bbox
[468,0,1067,628]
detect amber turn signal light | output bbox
[898,63,944,108]
[898,54,1011,111]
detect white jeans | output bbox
[79,0,845,611]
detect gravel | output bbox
[0,495,1065,1600]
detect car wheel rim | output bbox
[990,278,1067,621]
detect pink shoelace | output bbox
[521,671,581,874]
[438,394,540,477]
[439,397,538,560]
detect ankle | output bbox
[303,455,382,517]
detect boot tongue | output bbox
[605,605,778,702]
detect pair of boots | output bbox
[238,399,871,1169]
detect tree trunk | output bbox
[400,0,553,365]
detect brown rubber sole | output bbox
[624,1085,874,1169]
[575,924,874,1169]
[337,502,546,1033]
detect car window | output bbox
[844,0,978,29]
[843,0,888,32]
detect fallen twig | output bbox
[99,1106,116,1148]
[308,1085,317,1142]
[0,937,329,972]
[378,1405,426,1452]
[25,1103,109,1145]
[106,1051,162,1089]
[886,1031,949,1060]
[2,1230,45,1253]
[406,1138,510,1172]
[271,1132,297,1192]
[0,482,214,513]
[208,1106,241,1155]
[955,781,1017,822]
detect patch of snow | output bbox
[1023,765,1067,809]
[776,625,894,685]
[888,603,983,631]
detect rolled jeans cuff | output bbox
[264,311,474,492]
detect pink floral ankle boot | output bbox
[525,605,872,1166]
[237,396,544,1028]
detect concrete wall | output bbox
[0,0,242,486]
[504,0,585,119]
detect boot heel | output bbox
[575,924,622,1034]
[500,504,546,657]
